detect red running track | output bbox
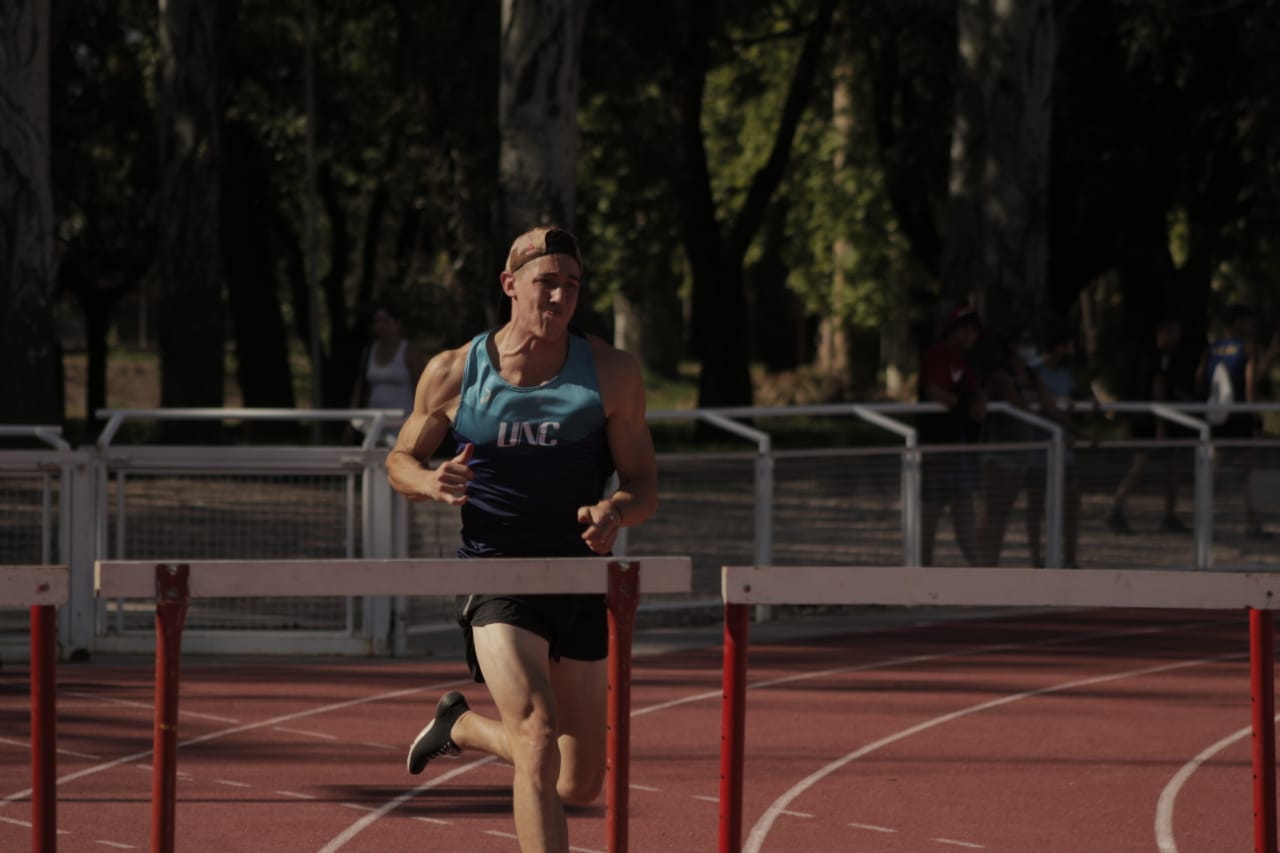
[0,608,1270,852]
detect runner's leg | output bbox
[464,622,568,853]
[550,656,607,804]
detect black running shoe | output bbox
[406,691,469,775]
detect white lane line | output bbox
[359,741,395,751]
[316,620,1223,851]
[95,841,136,849]
[485,830,519,840]
[933,838,986,849]
[850,821,896,833]
[273,726,338,741]
[277,790,316,800]
[315,756,497,853]
[779,809,813,818]
[1154,714,1279,853]
[570,843,606,853]
[64,691,238,723]
[692,794,719,803]
[0,736,100,760]
[630,622,1193,718]
[0,814,32,829]
[629,783,661,792]
[743,651,1241,853]
[341,803,377,812]
[215,779,251,788]
[59,747,102,760]
[0,676,472,806]
[413,816,451,825]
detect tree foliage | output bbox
[10,0,1280,430]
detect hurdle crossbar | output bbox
[718,566,1280,853]
[95,557,691,853]
[95,556,693,599]
[2,565,68,853]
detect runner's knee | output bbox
[505,704,560,778]
[557,764,604,805]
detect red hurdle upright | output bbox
[30,600,59,853]
[718,566,1280,853]
[1250,608,1277,853]
[1,565,68,853]
[605,561,640,852]
[150,565,191,853]
[719,601,750,853]
[94,556,690,853]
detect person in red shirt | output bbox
[917,305,986,566]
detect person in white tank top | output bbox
[349,303,426,442]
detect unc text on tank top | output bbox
[451,330,615,557]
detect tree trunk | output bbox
[820,54,856,387]
[221,120,296,419]
[498,0,590,233]
[0,0,62,426]
[941,0,1055,338]
[881,267,917,398]
[678,0,838,410]
[154,0,224,433]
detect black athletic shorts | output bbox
[456,593,608,683]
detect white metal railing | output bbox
[3,402,1279,657]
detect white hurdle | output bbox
[95,556,691,853]
[1,565,68,853]
[717,566,1280,853]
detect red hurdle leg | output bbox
[605,560,640,853]
[152,565,190,853]
[31,603,57,853]
[720,602,750,853]
[1251,608,1277,853]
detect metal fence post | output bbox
[903,443,921,568]
[1044,430,1065,569]
[1196,433,1214,570]
[362,450,395,654]
[1151,405,1213,571]
[65,451,97,656]
[850,406,920,567]
[696,412,773,620]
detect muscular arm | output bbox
[578,341,659,554]
[385,345,473,504]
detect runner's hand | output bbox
[578,501,622,555]
[419,443,473,505]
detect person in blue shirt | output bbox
[386,226,658,852]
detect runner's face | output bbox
[506,254,582,337]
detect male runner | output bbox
[385,225,658,853]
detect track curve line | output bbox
[317,622,1222,849]
[1154,713,1280,853]
[744,652,1241,853]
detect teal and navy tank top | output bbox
[450,329,615,557]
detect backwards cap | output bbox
[504,226,583,276]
